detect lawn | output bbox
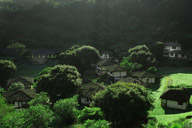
[149,73,192,125]
[12,59,58,78]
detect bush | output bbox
[78,107,104,123]
[83,120,110,128]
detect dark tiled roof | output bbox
[164,42,182,46]
[80,83,106,98]
[160,89,190,103]
[118,77,141,84]
[31,49,56,55]
[3,89,36,102]
[7,77,34,86]
[132,71,155,78]
[98,60,114,67]
[105,64,125,72]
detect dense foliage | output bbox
[36,65,82,102]
[78,107,104,123]
[0,0,192,51]
[92,82,153,127]
[0,60,17,87]
[121,45,156,72]
[59,45,100,74]
[1,105,54,128]
[6,42,27,58]
[53,96,79,126]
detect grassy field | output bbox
[12,60,58,78]
[149,74,192,125]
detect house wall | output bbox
[141,78,155,84]
[166,100,188,110]
[81,98,91,104]
[164,46,181,51]
[111,71,127,78]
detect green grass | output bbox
[12,60,58,78]
[169,73,192,88]
[149,74,192,125]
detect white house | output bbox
[105,64,127,81]
[163,42,187,58]
[100,51,113,60]
[131,71,155,84]
[160,89,190,110]
[80,83,106,105]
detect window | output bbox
[178,101,183,105]
[172,46,176,49]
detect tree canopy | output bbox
[92,82,153,127]
[59,45,100,75]
[0,60,17,87]
[36,65,82,102]
[121,45,157,71]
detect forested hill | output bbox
[0,0,192,50]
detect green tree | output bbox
[25,105,54,128]
[59,45,100,75]
[128,45,156,69]
[78,107,104,123]
[83,119,110,128]
[92,82,153,127]
[53,96,79,126]
[0,60,17,87]
[7,42,27,58]
[120,57,143,73]
[36,65,82,102]
[149,42,164,61]
[28,92,50,106]
[1,109,27,128]
[75,45,100,67]
[8,82,25,91]
[0,95,14,124]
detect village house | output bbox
[96,60,115,75]
[105,64,127,81]
[160,89,190,110]
[80,83,105,105]
[3,89,36,109]
[163,42,187,58]
[100,51,113,60]
[131,71,155,84]
[118,77,146,86]
[7,76,34,89]
[28,49,57,64]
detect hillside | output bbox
[0,0,192,50]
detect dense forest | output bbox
[0,0,192,51]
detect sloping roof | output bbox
[31,49,56,55]
[3,89,36,102]
[164,42,181,46]
[132,71,155,78]
[7,77,34,86]
[105,64,125,72]
[118,77,141,84]
[98,60,114,67]
[160,89,190,103]
[80,83,106,98]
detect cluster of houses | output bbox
[2,41,191,111]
